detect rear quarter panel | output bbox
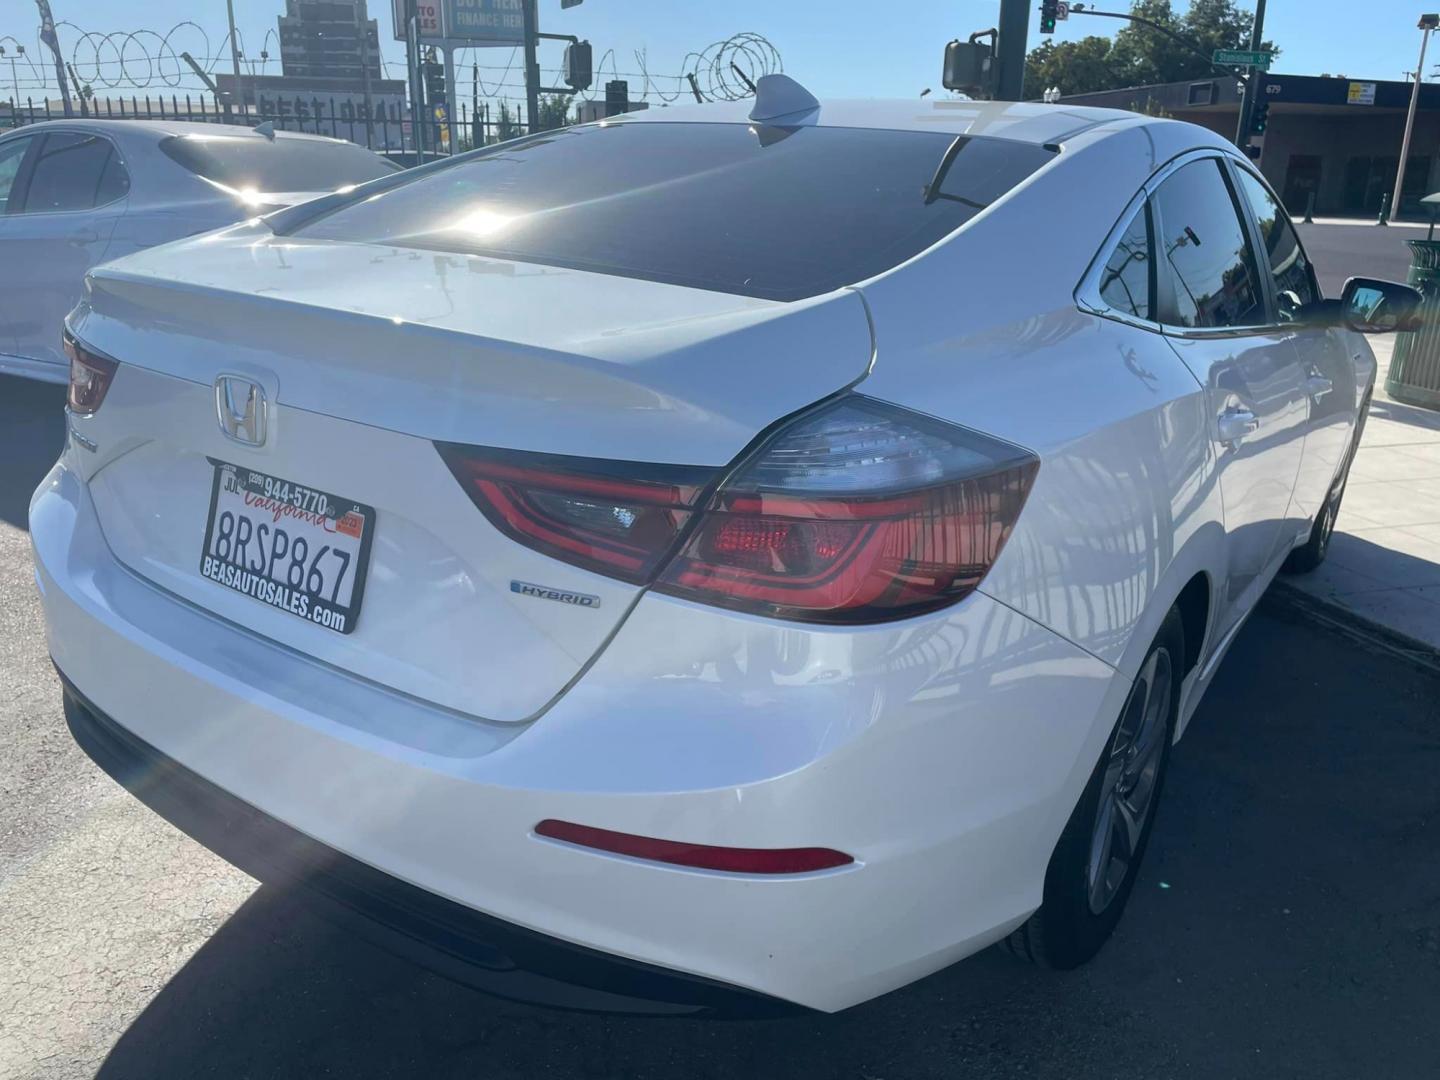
[855,121,1226,686]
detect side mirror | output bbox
[1340,276,1424,334]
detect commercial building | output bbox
[1059,73,1440,218]
[277,0,383,83]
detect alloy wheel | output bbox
[1086,647,1173,915]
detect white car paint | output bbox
[0,119,398,383]
[32,98,1375,1012]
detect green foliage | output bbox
[535,93,573,132]
[496,101,521,141]
[1024,0,1278,97]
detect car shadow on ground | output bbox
[1367,399,1440,437]
[92,604,1440,1080]
[0,375,66,531]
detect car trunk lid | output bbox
[70,228,874,721]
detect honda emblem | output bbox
[215,375,267,447]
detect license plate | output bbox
[199,459,375,635]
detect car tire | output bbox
[1283,390,1371,576]
[1003,607,1184,970]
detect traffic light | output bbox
[1040,0,1059,35]
[1250,97,1269,136]
[605,79,629,117]
[424,60,445,105]
[564,40,593,91]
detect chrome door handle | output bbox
[1217,407,1260,448]
[1306,374,1334,402]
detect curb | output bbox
[1265,581,1440,679]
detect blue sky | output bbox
[0,0,1429,106]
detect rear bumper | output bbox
[32,456,1129,1012]
[60,675,791,1016]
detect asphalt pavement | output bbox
[3,222,1440,1079]
[1295,221,1417,295]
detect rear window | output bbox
[291,122,1055,301]
[161,133,399,193]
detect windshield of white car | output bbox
[160,133,400,193]
[287,122,1056,301]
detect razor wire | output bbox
[2,20,780,107]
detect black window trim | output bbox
[12,129,130,217]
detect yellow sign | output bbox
[1347,81,1377,106]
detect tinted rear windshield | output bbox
[291,123,1055,301]
[161,133,399,192]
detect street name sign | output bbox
[1213,48,1273,69]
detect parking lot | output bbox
[4,351,1440,1076]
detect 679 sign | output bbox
[199,460,375,635]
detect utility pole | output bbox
[0,46,23,100]
[355,0,375,146]
[995,0,1030,100]
[225,0,244,113]
[404,0,426,162]
[522,0,540,132]
[1233,0,1267,149]
[1394,14,1440,223]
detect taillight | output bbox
[65,333,119,416]
[656,398,1038,622]
[435,445,716,584]
[438,396,1037,624]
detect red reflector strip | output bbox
[534,819,854,874]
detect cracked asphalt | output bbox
[4,339,1440,1076]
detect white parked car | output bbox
[0,119,399,383]
[32,83,1420,1016]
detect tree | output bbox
[495,101,521,141]
[535,93,573,132]
[1025,36,1123,98]
[1023,0,1278,97]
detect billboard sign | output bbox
[391,0,445,41]
[442,0,525,44]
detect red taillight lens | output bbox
[535,820,853,874]
[655,398,1038,623]
[65,334,119,416]
[435,445,716,584]
[437,396,1037,624]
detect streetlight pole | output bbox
[1392,13,1439,223]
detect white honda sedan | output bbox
[0,119,398,383]
[32,83,1418,1016]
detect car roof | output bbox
[0,118,357,146]
[612,97,1232,153]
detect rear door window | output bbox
[0,135,36,213]
[290,122,1056,301]
[1151,158,1267,329]
[21,132,128,213]
[161,134,400,192]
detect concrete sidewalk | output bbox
[1282,334,1440,652]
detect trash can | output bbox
[1387,239,1440,410]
